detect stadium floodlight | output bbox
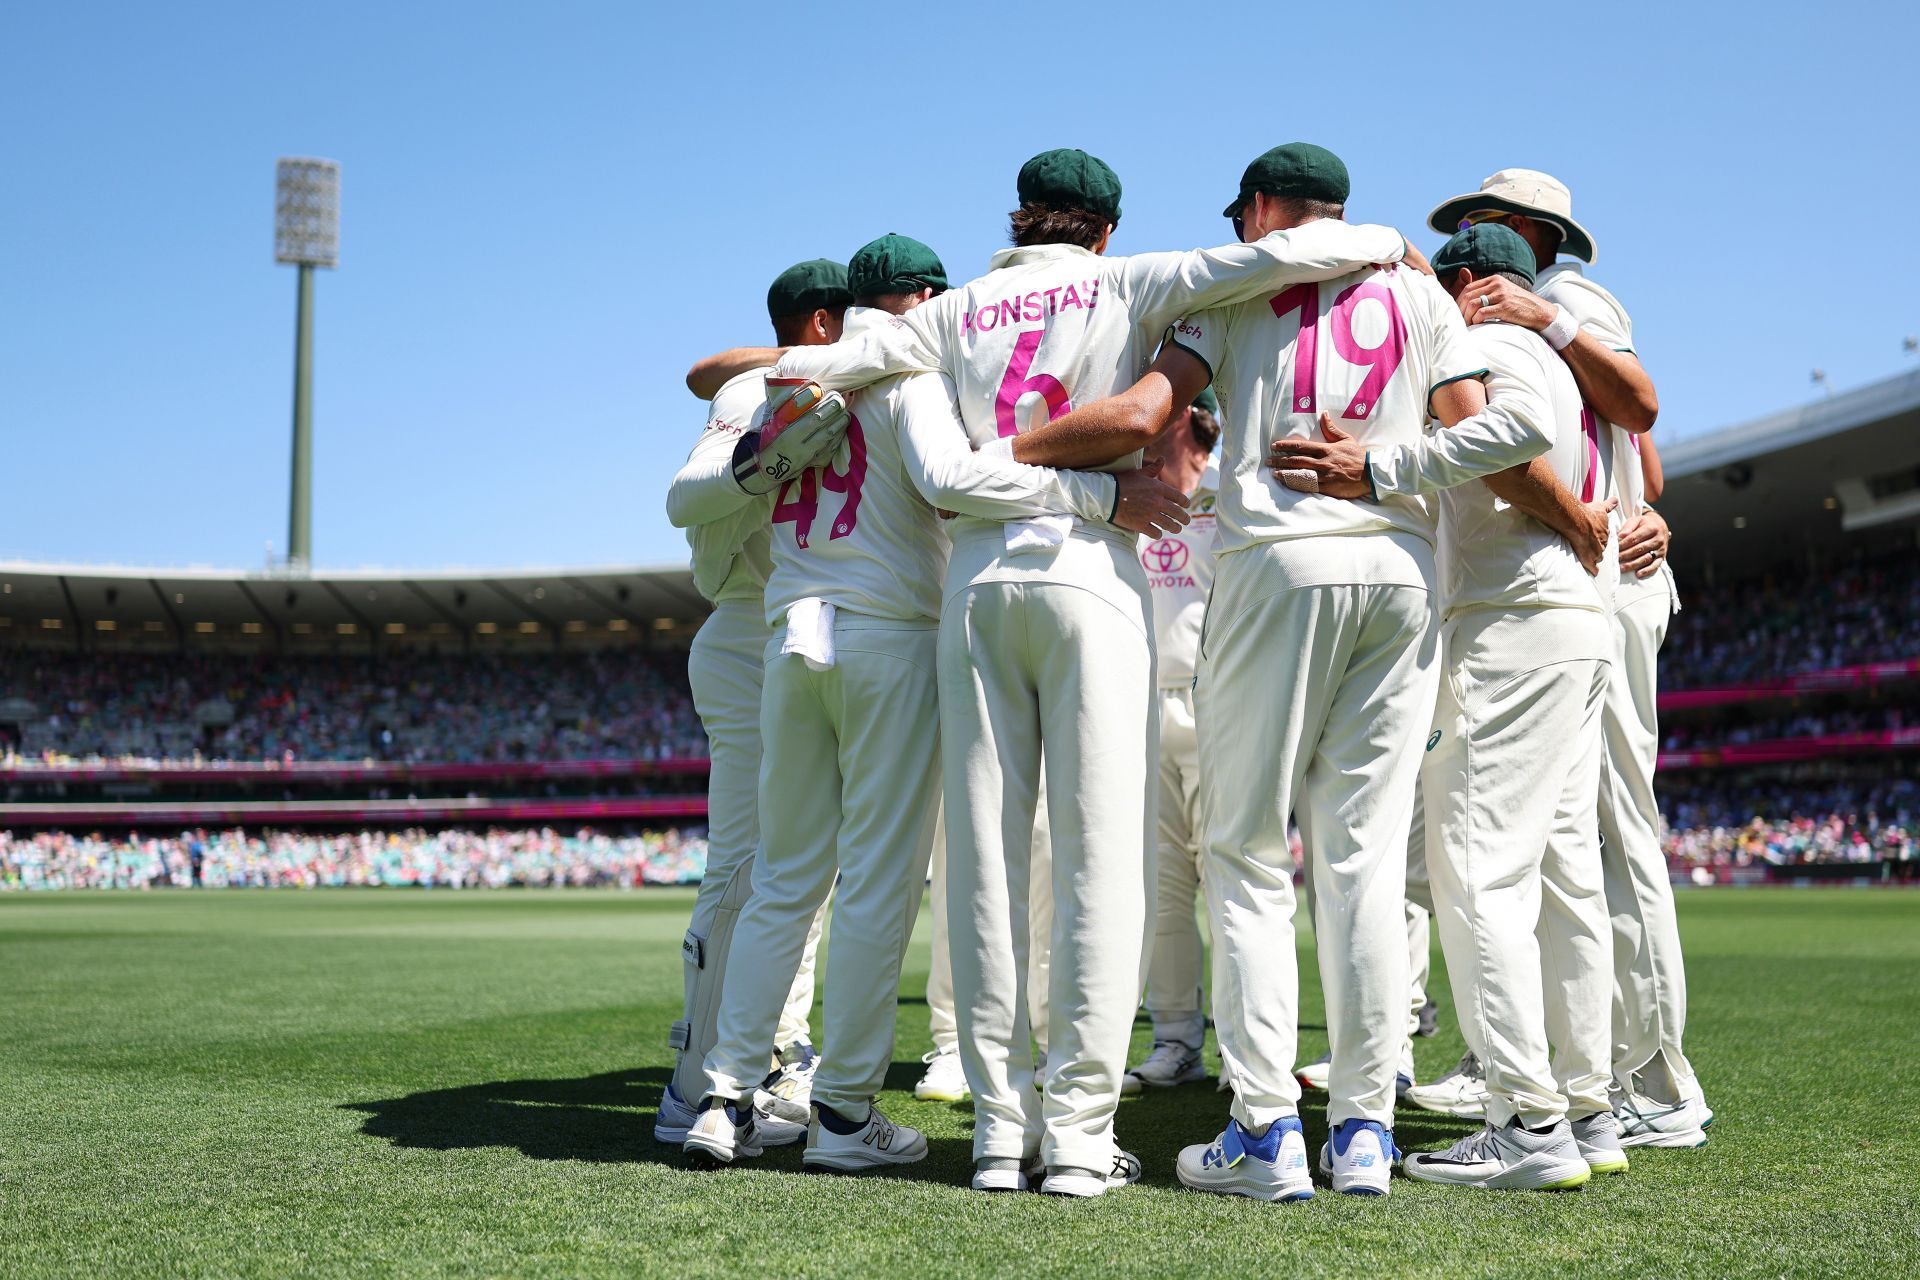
[275,157,340,573]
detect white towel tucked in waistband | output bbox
[781,597,836,670]
[1004,514,1073,555]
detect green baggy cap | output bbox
[1017,149,1122,225]
[1191,385,1219,417]
[1433,223,1537,287]
[848,234,949,298]
[766,259,853,320]
[1223,143,1350,219]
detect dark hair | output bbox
[772,305,847,345]
[1188,405,1220,452]
[1007,201,1109,251]
[853,291,923,316]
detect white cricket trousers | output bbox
[703,616,941,1116]
[942,570,1155,1171]
[1146,685,1208,1049]
[679,601,817,1105]
[1196,541,1434,1131]
[928,791,1053,1058]
[1405,798,1434,1055]
[1424,607,1613,1129]
[1599,569,1699,1103]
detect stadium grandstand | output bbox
[4,369,1919,892]
[0,562,716,888]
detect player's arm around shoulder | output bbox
[893,371,1129,527]
[1119,221,1408,331]
[666,375,770,529]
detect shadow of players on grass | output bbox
[344,1068,688,1167]
[343,1066,976,1184]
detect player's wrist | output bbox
[1541,305,1579,351]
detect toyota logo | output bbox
[1142,539,1189,573]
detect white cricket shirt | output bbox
[762,307,1118,627]
[666,367,775,604]
[1435,324,1610,618]
[772,223,1407,611]
[1168,261,1486,583]
[1142,463,1218,688]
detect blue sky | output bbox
[3,1,1914,571]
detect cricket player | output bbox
[1048,146,1613,1199]
[683,234,1180,1172]
[1281,223,1624,1190]
[658,260,853,1147]
[1122,387,1222,1096]
[729,149,1411,1197]
[1427,170,1708,1146]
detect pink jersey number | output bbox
[821,415,867,540]
[1269,277,1408,422]
[771,472,819,548]
[773,416,867,548]
[1329,280,1407,420]
[1268,282,1319,414]
[1578,405,1601,502]
[994,329,1073,438]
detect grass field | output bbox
[3,888,1917,1278]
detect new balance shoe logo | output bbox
[1353,1153,1376,1167]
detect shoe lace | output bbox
[1145,1040,1193,1070]
[1442,1123,1498,1164]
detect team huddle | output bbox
[657,143,1710,1199]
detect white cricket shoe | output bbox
[682,1100,764,1167]
[752,1041,816,1147]
[1614,1092,1711,1148]
[970,1155,1046,1193]
[1571,1111,1630,1175]
[914,1047,970,1102]
[1294,1053,1331,1092]
[1040,1149,1144,1198]
[1177,1117,1314,1202]
[1403,1051,1489,1118]
[653,1080,698,1144]
[1317,1118,1397,1196]
[1403,1118,1591,1191]
[801,1104,928,1173]
[1122,1040,1208,1095]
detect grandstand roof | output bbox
[0,561,706,648]
[1661,367,1920,573]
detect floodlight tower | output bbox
[274,157,340,572]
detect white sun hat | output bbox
[1426,168,1598,263]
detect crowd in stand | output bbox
[1660,706,1912,751]
[5,552,1919,885]
[1661,555,1920,691]
[0,650,704,764]
[0,826,709,891]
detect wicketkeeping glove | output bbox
[729,379,850,495]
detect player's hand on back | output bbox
[1569,497,1620,575]
[1111,461,1191,538]
[1397,239,1435,277]
[1459,275,1553,330]
[1618,507,1671,578]
[1267,413,1371,500]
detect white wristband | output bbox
[981,436,1015,460]
[1542,305,1579,351]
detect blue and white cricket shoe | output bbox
[1176,1117,1314,1201]
[653,1080,698,1144]
[1318,1118,1397,1196]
